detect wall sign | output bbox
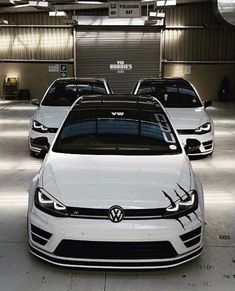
[184,65,191,75]
[48,64,59,72]
[110,61,133,73]
[60,64,67,78]
[109,1,141,18]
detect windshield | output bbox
[137,81,202,108]
[42,81,107,106]
[53,108,182,155]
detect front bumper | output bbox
[29,242,202,269]
[28,206,203,269]
[178,131,214,156]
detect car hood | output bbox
[33,105,70,128]
[41,153,193,209]
[165,107,209,130]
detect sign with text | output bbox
[109,1,141,18]
[48,64,59,73]
[110,61,133,73]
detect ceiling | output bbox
[0,0,209,9]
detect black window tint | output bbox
[138,85,154,95]
[42,82,107,106]
[53,108,182,155]
[137,82,202,108]
[93,83,107,94]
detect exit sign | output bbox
[109,1,141,18]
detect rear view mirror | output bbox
[31,99,40,106]
[185,139,201,155]
[204,100,212,108]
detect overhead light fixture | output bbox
[149,11,165,18]
[157,12,166,18]
[156,0,176,7]
[10,0,23,4]
[49,11,67,17]
[76,1,105,4]
[28,1,49,7]
[145,19,165,26]
[0,19,9,24]
[149,11,157,17]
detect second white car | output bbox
[29,78,111,156]
[133,78,214,157]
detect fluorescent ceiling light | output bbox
[157,12,165,18]
[28,1,49,7]
[149,11,157,17]
[156,0,176,6]
[149,11,165,18]
[76,1,105,4]
[49,11,67,17]
[0,19,9,24]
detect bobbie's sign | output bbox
[109,1,141,18]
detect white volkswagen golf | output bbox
[28,94,204,269]
[133,78,214,157]
[29,78,111,156]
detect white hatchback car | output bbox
[29,78,111,156]
[28,94,204,269]
[133,78,214,157]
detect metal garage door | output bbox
[76,30,161,93]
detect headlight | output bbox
[195,122,211,134]
[34,188,68,217]
[164,190,198,218]
[32,120,48,133]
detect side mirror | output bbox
[33,137,50,155]
[204,100,212,108]
[185,139,201,155]
[31,99,40,106]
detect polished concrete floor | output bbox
[0,100,235,291]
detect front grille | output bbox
[177,129,195,135]
[180,226,201,248]
[202,140,213,150]
[67,207,165,220]
[48,128,58,133]
[54,240,178,259]
[31,224,52,246]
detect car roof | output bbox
[72,94,163,111]
[140,78,190,85]
[54,77,106,84]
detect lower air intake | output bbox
[54,240,178,259]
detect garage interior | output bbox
[0,0,235,290]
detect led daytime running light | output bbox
[38,189,66,211]
[166,193,195,212]
[195,123,211,133]
[33,120,48,132]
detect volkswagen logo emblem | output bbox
[108,205,124,223]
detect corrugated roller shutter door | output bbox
[76,30,161,93]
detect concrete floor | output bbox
[0,100,235,291]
